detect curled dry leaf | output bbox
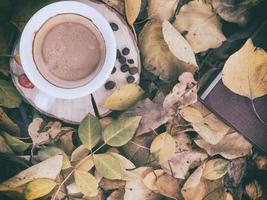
[222,39,267,100]
[124,167,160,200]
[78,114,102,150]
[150,132,176,163]
[24,179,57,200]
[104,84,144,111]
[139,21,191,82]
[202,159,229,180]
[1,132,30,153]
[0,155,63,189]
[56,130,75,155]
[143,169,165,192]
[212,0,255,26]
[103,116,142,147]
[125,0,141,26]
[245,180,263,200]
[173,0,226,53]
[195,132,252,159]
[121,98,168,136]
[0,107,20,135]
[147,0,179,21]
[162,20,198,68]
[163,72,197,117]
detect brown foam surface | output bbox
[33,13,106,88]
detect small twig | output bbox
[251,99,267,126]
[130,141,150,150]
[167,160,175,177]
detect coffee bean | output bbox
[122,48,130,55]
[127,76,135,83]
[127,59,134,64]
[105,81,116,90]
[118,56,126,64]
[110,22,119,31]
[112,67,116,74]
[116,49,121,58]
[129,67,139,75]
[120,64,129,72]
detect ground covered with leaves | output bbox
[0,0,266,200]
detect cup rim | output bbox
[20,1,117,99]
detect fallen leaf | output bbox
[76,156,95,172]
[156,173,183,199]
[0,135,13,153]
[179,106,204,123]
[143,169,165,191]
[212,0,256,26]
[56,130,75,155]
[161,150,208,179]
[103,0,125,14]
[124,167,160,200]
[227,158,247,186]
[37,146,71,169]
[110,152,135,170]
[1,132,29,153]
[202,159,229,180]
[173,0,226,53]
[162,20,198,68]
[0,80,22,108]
[121,98,168,136]
[94,153,122,180]
[0,155,63,189]
[245,180,262,200]
[28,118,50,146]
[125,0,141,26]
[104,84,144,111]
[99,117,113,130]
[222,39,267,100]
[0,107,20,135]
[195,132,252,159]
[99,178,126,191]
[78,114,102,150]
[107,190,124,200]
[103,116,141,147]
[147,0,179,21]
[71,145,90,162]
[255,155,267,170]
[150,132,176,163]
[74,170,99,197]
[24,179,57,200]
[163,72,197,117]
[139,21,190,82]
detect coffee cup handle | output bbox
[34,91,55,111]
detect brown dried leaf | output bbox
[255,156,267,170]
[245,180,263,200]
[143,169,165,192]
[148,0,179,21]
[107,190,124,200]
[121,98,168,136]
[71,145,90,162]
[195,132,252,159]
[103,0,125,15]
[163,72,197,117]
[173,0,226,53]
[99,178,126,191]
[28,118,49,146]
[125,0,141,26]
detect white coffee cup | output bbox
[20,1,117,110]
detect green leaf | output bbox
[0,80,22,108]
[78,114,102,150]
[202,159,229,180]
[37,146,71,169]
[1,132,29,152]
[94,153,122,180]
[0,155,63,190]
[74,170,98,197]
[104,84,144,111]
[24,179,57,200]
[103,116,142,147]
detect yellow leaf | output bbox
[104,84,144,111]
[173,0,226,53]
[1,132,29,153]
[24,179,57,200]
[148,0,179,21]
[222,39,267,100]
[142,169,164,191]
[74,170,98,197]
[125,0,141,25]
[202,159,229,180]
[0,107,20,135]
[150,132,176,163]
[180,106,204,123]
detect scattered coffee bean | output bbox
[110,22,119,31]
[116,49,121,58]
[112,67,116,74]
[118,56,126,64]
[120,64,129,72]
[18,74,34,89]
[127,76,135,83]
[122,47,130,55]
[105,81,116,90]
[129,67,139,75]
[127,59,134,64]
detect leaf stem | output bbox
[251,99,267,126]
